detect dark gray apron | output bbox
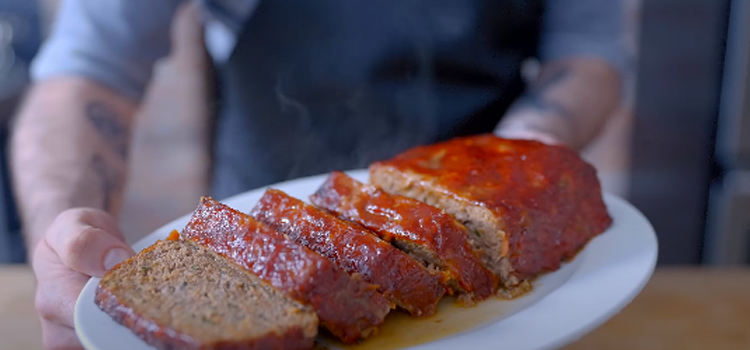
[212,0,545,199]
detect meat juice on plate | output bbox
[319,254,580,350]
[321,296,510,349]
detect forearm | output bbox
[10,77,136,253]
[497,57,622,150]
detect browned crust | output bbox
[251,189,445,317]
[311,171,498,304]
[369,164,519,292]
[95,284,316,350]
[370,135,612,297]
[95,284,200,350]
[181,197,390,344]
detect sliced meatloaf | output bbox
[96,239,318,350]
[181,197,390,344]
[311,171,497,305]
[251,189,446,317]
[370,134,612,297]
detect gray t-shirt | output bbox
[31,0,626,101]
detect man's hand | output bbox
[33,209,134,350]
[494,108,566,146]
[496,58,621,150]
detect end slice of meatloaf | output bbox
[370,134,612,297]
[311,171,497,305]
[181,197,390,344]
[96,239,318,350]
[251,189,446,317]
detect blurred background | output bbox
[0,0,748,348]
[0,0,745,267]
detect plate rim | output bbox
[75,169,658,350]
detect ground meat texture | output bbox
[180,197,391,344]
[251,189,446,317]
[370,135,612,295]
[311,171,497,305]
[96,239,319,350]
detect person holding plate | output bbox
[10,0,625,348]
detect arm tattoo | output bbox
[86,101,129,159]
[515,69,573,119]
[91,154,121,212]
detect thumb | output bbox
[46,209,136,277]
[170,1,205,65]
[495,127,562,146]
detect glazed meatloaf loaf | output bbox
[370,135,612,297]
[311,171,497,305]
[96,239,319,350]
[181,197,391,344]
[251,189,446,317]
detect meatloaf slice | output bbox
[181,197,390,344]
[251,189,446,317]
[311,171,497,305]
[96,239,318,350]
[370,134,612,297]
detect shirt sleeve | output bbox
[31,0,184,100]
[539,0,628,76]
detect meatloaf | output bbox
[181,197,390,344]
[251,189,446,317]
[96,239,319,350]
[370,134,612,297]
[311,171,497,305]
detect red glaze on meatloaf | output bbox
[311,171,497,305]
[181,197,391,344]
[370,135,612,291]
[251,189,446,317]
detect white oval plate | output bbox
[76,170,657,350]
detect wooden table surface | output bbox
[0,267,748,350]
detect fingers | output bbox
[40,322,85,350]
[33,208,133,349]
[495,109,571,147]
[495,127,562,146]
[33,240,89,349]
[171,1,206,68]
[45,208,134,278]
